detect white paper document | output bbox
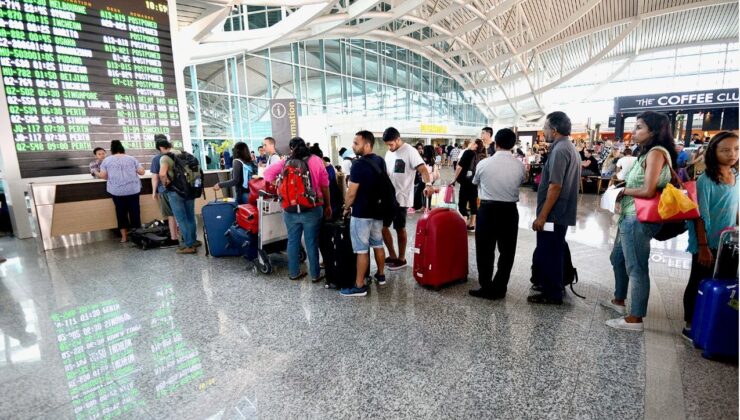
[600,187,624,213]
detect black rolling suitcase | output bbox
[320,218,357,290]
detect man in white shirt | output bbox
[615,147,637,180]
[264,137,282,166]
[449,145,462,170]
[382,127,433,270]
[469,129,525,300]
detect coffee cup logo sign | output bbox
[616,89,739,113]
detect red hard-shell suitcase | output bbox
[412,207,468,289]
[236,204,259,234]
[248,179,276,205]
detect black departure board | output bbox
[0,0,183,178]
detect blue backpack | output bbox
[235,159,257,188]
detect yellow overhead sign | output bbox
[420,124,448,134]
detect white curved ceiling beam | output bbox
[351,0,427,36]
[481,20,639,107]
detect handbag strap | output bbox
[649,146,686,190]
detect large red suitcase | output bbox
[412,207,468,289]
[236,204,259,234]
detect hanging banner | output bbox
[270,99,299,155]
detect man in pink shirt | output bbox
[264,137,331,281]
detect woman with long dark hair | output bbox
[681,131,738,339]
[602,111,676,331]
[263,137,331,281]
[98,140,146,242]
[214,142,257,204]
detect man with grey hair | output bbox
[528,111,581,305]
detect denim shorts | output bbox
[350,217,384,254]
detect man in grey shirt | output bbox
[469,128,525,300]
[529,111,581,305]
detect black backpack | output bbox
[530,241,584,298]
[359,156,398,225]
[166,151,204,200]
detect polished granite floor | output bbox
[0,186,736,419]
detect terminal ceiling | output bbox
[174,0,739,122]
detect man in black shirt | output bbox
[452,139,479,230]
[340,130,387,297]
[481,126,495,156]
[581,149,600,176]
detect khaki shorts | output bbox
[158,191,174,217]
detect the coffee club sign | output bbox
[615,88,739,113]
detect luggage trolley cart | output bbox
[254,191,306,274]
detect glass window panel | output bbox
[384,59,396,85]
[324,40,341,73]
[325,73,342,112]
[351,46,364,79]
[304,67,323,108]
[366,52,379,82]
[267,10,281,26]
[366,82,381,116]
[184,65,193,89]
[186,91,198,139]
[248,12,267,29]
[271,60,295,98]
[397,62,408,89]
[248,98,272,139]
[235,56,248,95]
[196,60,227,92]
[245,55,269,98]
[304,40,322,68]
[199,93,233,138]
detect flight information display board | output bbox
[0,0,183,178]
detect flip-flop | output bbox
[290,272,308,281]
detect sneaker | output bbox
[386,259,407,271]
[193,240,203,248]
[340,285,368,297]
[176,247,197,254]
[599,299,627,315]
[681,328,693,343]
[374,273,387,286]
[385,257,399,266]
[605,317,643,332]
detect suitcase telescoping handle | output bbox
[713,227,739,278]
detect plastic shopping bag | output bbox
[444,184,455,204]
[658,183,699,219]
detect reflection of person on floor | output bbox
[0,280,37,347]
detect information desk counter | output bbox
[30,171,232,251]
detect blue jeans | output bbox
[166,191,197,248]
[283,206,322,279]
[610,215,661,317]
[534,224,568,300]
[236,191,249,205]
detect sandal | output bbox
[289,272,308,281]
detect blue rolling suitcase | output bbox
[225,225,258,261]
[202,199,240,257]
[690,228,739,359]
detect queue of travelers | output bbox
[89,112,737,337]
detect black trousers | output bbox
[475,201,518,294]
[458,183,478,217]
[111,194,141,230]
[683,250,716,324]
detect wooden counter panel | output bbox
[50,189,219,236]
